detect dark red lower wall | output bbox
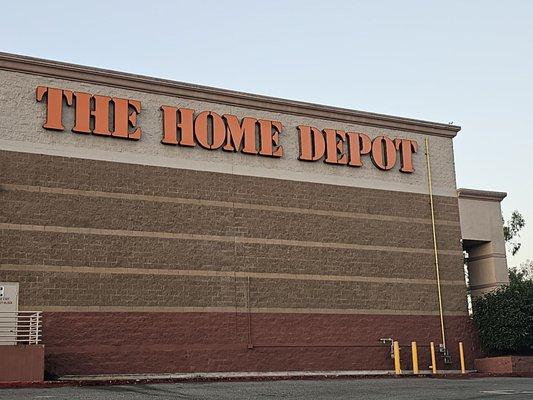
[42,312,479,376]
[0,345,44,382]
[475,356,533,374]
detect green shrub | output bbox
[472,269,533,355]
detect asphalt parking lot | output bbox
[1,377,532,400]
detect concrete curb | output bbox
[3,370,532,389]
[58,369,468,382]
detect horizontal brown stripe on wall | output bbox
[1,269,466,313]
[0,151,461,222]
[20,305,468,316]
[0,230,466,281]
[248,277,467,313]
[0,263,466,286]
[1,183,459,227]
[1,190,462,251]
[0,222,463,256]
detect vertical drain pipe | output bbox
[247,276,254,349]
[425,138,447,349]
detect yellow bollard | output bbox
[430,342,437,374]
[393,341,401,375]
[459,342,466,374]
[411,341,419,375]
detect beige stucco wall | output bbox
[459,198,506,252]
[458,189,509,296]
[0,69,458,197]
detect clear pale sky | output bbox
[2,1,532,267]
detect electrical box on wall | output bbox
[0,282,19,346]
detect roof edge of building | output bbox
[457,188,507,202]
[0,51,461,138]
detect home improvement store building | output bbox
[0,52,508,377]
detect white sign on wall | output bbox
[0,282,19,346]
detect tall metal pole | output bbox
[425,138,447,348]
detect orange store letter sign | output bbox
[36,86,142,140]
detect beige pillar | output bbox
[457,188,508,297]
